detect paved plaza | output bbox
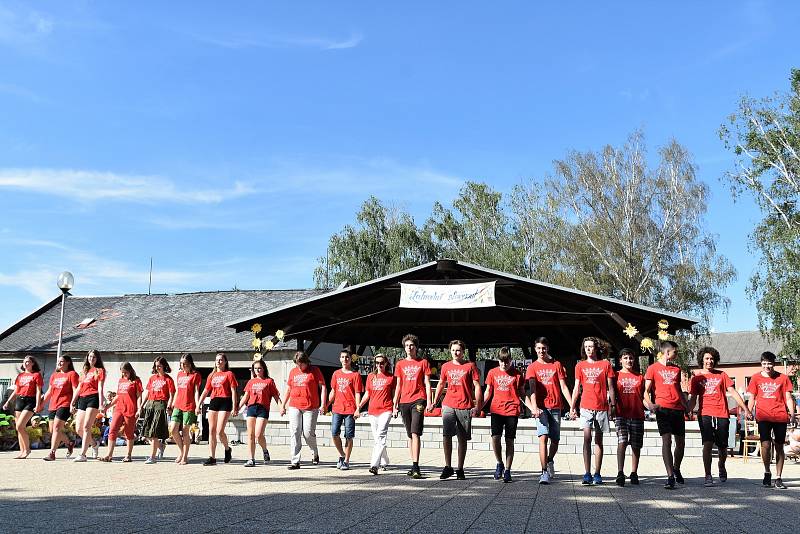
[1,444,799,533]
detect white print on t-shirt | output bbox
[402,365,421,382]
[581,366,603,384]
[52,376,67,388]
[758,381,780,399]
[150,378,168,391]
[250,381,269,393]
[536,368,556,385]
[118,381,131,394]
[292,373,309,387]
[371,377,391,391]
[618,376,641,394]
[658,369,679,385]
[446,368,468,386]
[211,375,227,388]
[336,377,353,393]
[701,377,722,396]
[18,374,35,387]
[494,374,516,391]
[177,375,192,389]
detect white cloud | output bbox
[199,31,363,51]
[0,168,254,204]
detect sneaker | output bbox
[494,462,505,480]
[244,459,256,467]
[664,476,676,490]
[539,471,550,485]
[704,475,715,487]
[203,457,217,466]
[263,449,271,463]
[762,472,772,487]
[311,454,320,465]
[369,466,379,475]
[410,468,423,479]
[440,466,454,480]
[630,472,639,485]
[336,457,345,470]
[73,454,87,463]
[91,444,99,459]
[407,468,415,477]
[674,468,684,484]
[582,473,592,485]
[381,464,388,471]
[43,451,56,462]
[157,441,166,460]
[224,447,232,464]
[456,469,466,480]
[718,465,727,483]
[615,472,625,487]
[144,456,156,464]
[593,473,603,485]
[774,478,787,490]
[503,469,512,483]
[287,463,300,470]
[340,461,350,471]
[546,460,555,478]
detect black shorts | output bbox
[399,400,426,438]
[76,394,100,411]
[50,407,72,421]
[15,396,36,412]
[757,421,788,445]
[698,415,730,448]
[490,413,518,439]
[208,397,233,412]
[655,407,685,437]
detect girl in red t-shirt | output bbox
[170,353,202,465]
[280,351,326,469]
[42,355,79,461]
[197,352,239,466]
[237,359,281,466]
[141,356,176,464]
[101,361,143,462]
[358,353,397,474]
[71,349,106,462]
[2,355,43,459]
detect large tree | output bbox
[720,68,800,357]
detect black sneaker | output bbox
[203,457,216,466]
[629,472,639,485]
[440,466,454,479]
[287,463,300,470]
[411,468,423,479]
[774,478,787,489]
[673,468,684,484]
[224,448,232,464]
[369,466,379,475]
[456,469,466,480]
[763,472,772,487]
[718,465,727,483]
[407,469,415,477]
[311,454,320,465]
[615,472,625,487]
[664,476,676,490]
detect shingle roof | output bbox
[0,289,327,354]
[702,331,785,365]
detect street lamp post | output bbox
[55,271,74,360]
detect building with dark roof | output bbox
[696,330,789,392]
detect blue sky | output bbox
[0,1,797,334]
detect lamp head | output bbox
[57,271,74,292]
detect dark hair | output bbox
[120,361,138,382]
[340,349,352,359]
[761,351,777,363]
[697,346,720,367]
[533,336,549,347]
[59,355,75,373]
[215,352,230,372]
[293,351,310,365]
[619,348,636,359]
[449,339,465,351]
[498,346,511,363]
[83,349,105,374]
[21,355,41,373]
[152,356,171,374]
[179,353,198,374]
[372,353,391,376]
[618,348,639,372]
[251,359,269,378]
[580,337,600,359]
[401,333,419,347]
[660,340,678,352]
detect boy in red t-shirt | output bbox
[644,340,688,489]
[613,348,645,487]
[570,337,616,485]
[433,339,481,480]
[747,351,796,489]
[483,347,524,483]
[687,346,749,487]
[392,334,432,479]
[327,349,363,471]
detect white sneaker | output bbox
[73,454,87,463]
[546,460,555,478]
[92,445,99,459]
[336,457,344,469]
[539,471,551,485]
[156,442,165,460]
[144,456,156,464]
[340,461,350,471]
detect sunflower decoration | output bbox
[251,337,262,349]
[657,319,669,331]
[253,353,262,361]
[623,323,639,338]
[250,323,262,334]
[275,329,285,341]
[657,329,670,341]
[640,337,655,353]
[263,339,275,351]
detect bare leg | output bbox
[582,427,592,473]
[456,436,467,471]
[674,435,685,470]
[410,434,421,463]
[631,446,641,473]
[79,407,99,456]
[344,438,353,463]
[504,436,515,469]
[125,438,134,460]
[702,441,713,476]
[333,435,345,458]
[775,440,785,478]
[170,421,183,463]
[661,434,674,476]
[761,440,772,474]
[594,431,604,473]
[255,417,268,455]
[246,416,257,460]
[617,442,627,473]
[548,440,559,466]
[180,426,192,464]
[217,412,231,455]
[150,438,160,459]
[443,435,453,467]
[538,435,549,469]
[491,436,503,463]
[207,410,219,458]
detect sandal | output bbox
[121,457,133,463]
[99,456,112,462]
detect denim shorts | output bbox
[246,404,269,419]
[537,408,561,440]
[331,412,356,439]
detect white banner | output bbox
[399,281,496,309]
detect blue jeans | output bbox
[331,413,356,439]
[537,408,562,441]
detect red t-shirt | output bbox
[287,366,325,410]
[146,374,176,402]
[440,361,480,410]
[331,370,364,415]
[394,358,431,404]
[48,371,79,410]
[525,360,567,409]
[79,368,106,397]
[115,377,143,417]
[15,371,43,397]
[174,371,202,411]
[615,371,645,420]
[748,372,793,423]
[486,367,523,416]
[244,377,280,410]
[575,359,615,411]
[690,370,733,418]
[644,361,684,411]
[205,371,238,399]
[366,373,396,415]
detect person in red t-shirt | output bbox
[101,361,143,462]
[613,348,645,487]
[392,333,432,479]
[70,349,106,462]
[2,355,43,459]
[525,336,573,485]
[42,355,80,461]
[433,339,481,481]
[280,351,326,469]
[327,349,364,470]
[170,353,202,465]
[687,346,750,487]
[483,347,524,483]
[570,337,616,486]
[358,353,397,475]
[140,356,176,464]
[197,352,239,466]
[238,358,281,467]
[644,340,689,489]
[747,351,796,490]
